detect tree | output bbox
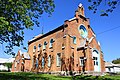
[0,0,55,55]
[4,63,12,72]
[112,58,120,64]
[88,0,119,16]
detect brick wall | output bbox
[27,4,105,73]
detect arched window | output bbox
[38,44,41,51]
[49,39,54,48]
[42,57,44,67]
[57,53,61,67]
[43,41,47,50]
[48,55,51,67]
[14,61,17,68]
[36,58,38,68]
[78,25,88,38]
[33,46,36,52]
[73,36,76,44]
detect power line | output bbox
[97,26,120,35]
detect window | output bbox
[80,57,84,66]
[62,43,65,49]
[36,58,38,68]
[32,58,34,67]
[49,39,54,48]
[93,57,98,66]
[43,41,47,50]
[57,53,61,67]
[73,36,76,44]
[33,46,36,52]
[78,25,88,38]
[48,55,51,67]
[42,57,44,67]
[108,68,111,72]
[14,61,17,68]
[38,44,41,51]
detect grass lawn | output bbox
[0,72,120,80]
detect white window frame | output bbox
[42,57,44,67]
[33,46,36,52]
[36,58,38,68]
[49,39,54,48]
[57,53,61,67]
[38,44,41,51]
[43,41,47,50]
[80,57,84,66]
[93,57,98,66]
[48,55,51,67]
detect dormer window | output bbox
[43,41,47,50]
[49,39,54,48]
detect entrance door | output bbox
[92,50,100,72]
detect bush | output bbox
[0,70,9,72]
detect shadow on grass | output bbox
[0,72,50,80]
[0,72,71,80]
[0,72,117,80]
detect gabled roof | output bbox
[28,24,68,45]
[105,62,114,67]
[22,52,30,59]
[18,50,30,59]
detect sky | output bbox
[0,0,120,62]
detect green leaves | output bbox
[88,0,119,16]
[112,58,120,64]
[0,0,55,55]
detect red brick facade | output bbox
[11,50,31,72]
[28,4,105,74]
[12,4,105,74]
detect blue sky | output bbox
[0,0,120,62]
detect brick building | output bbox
[12,3,105,74]
[11,50,31,72]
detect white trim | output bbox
[56,53,61,67]
[68,17,76,21]
[78,24,88,39]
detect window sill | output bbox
[80,65,84,67]
[43,49,46,51]
[49,47,53,49]
[63,35,66,38]
[37,50,40,52]
[33,51,35,53]
[22,58,24,60]
[62,46,65,49]
[57,65,61,67]
[71,46,74,49]
[48,66,51,68]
